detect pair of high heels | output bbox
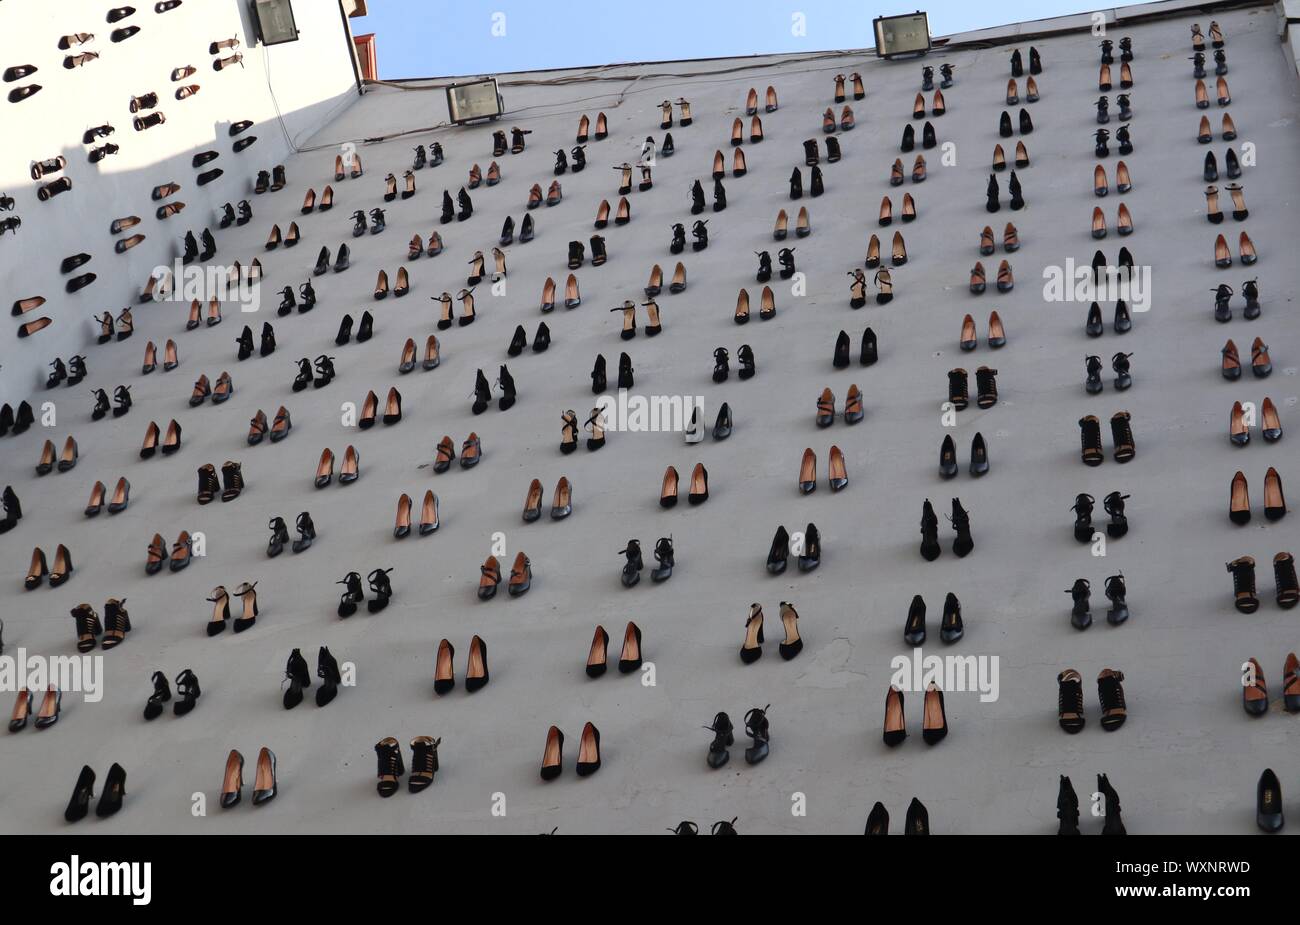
[888,155,926,185]
[505,320,552,358]
[314,446,360,486]
[1070,492,1130,543]
[94,308,133,342]
[399,335,440,372]
[1085,299,1133,336]
[220,748,277,808]
[1058,774,1124,834]
[1229,468,1287,524]
[1229,397,1282,444]
[472,366,516,414]
[766,524,820,573]
[375,737,442,795]
[35,436,79,475]
[410,229,448,257]
[283,647,343,708]
[618,537,674,586]
[143,669,200,719]
[833,328,877,367]
[335,312,372,345]
[1078,412,1136,465]
[373,268,410,298]
[139,420,183,459]
[585,623,642,675]
[9,685,62,731]
[43,355,88,388]
[395,491,440,536]
[947,367,998,409]
[797,446,848,493]
[815,386,864,426]
[25,544,73,589]
[435,638,489,693]
[146,530,194,574]
[772,206,811,239]
[865,798,931,834]
[542,272,584,311]
[1056,668,1127,731]
[705,706,771,767]
[267,512,315,555]
[65,763,128,821]
[883,684,948,746]
[236,323,276,358]
[1221,337,1272,380]
[1226,554,1299,613]
[920,498,973,560]
[337,569,393,616]
[196,460,243,503]
[522,478,571,522]
[248,406,292,444]
[738,602,802,663]
[0,400,36,435]
[205,583,259,635]
[712,345,756,382]
[746,85,779,112]
[478,553,530,599]
[189,371,232,406]
[1242,655,1300,716]
[659,464,709,507]
[429,433,481,472]
[904,593,964,644]
[90,385,131,419]
[1084,354,1133,393]
[357,387,402,428]
[140,339,178,374]
[1212,280,1262,321]
[1065,575,1130,629]
[939,433,989,478]
[567,235,607,268]
[899,121,936,151]
[970,260,1014,294]
[575,111,608,142]
[540,722,601,779]
[1213,232,1258,267]
[71,600,129,652]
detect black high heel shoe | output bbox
[743,705,770,764]
[267,516,289,557]
[282,648,311,709]
[143,670,171,720]
[65,766,96,822]
[767,525,789,574]
[292,511,315,552]
[1103,491,1129,537]
[651,536,674,581]
[337,572,364,617]
[620,539,643,587]
[1067,579,1092,630]
[949,498,973,557]
[1104,574,1129,625]
[1072,493,1096,543]
[174,669,200,715]
[367,568,393,613]
[705,712,734,769]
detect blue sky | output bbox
[355,1,1135,79]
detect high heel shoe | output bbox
[743,705,770,765]
[337,572,364,616]
[705,712,734,769]
[540,726,565,781]
[232,581,258,631]
[220,749,245,808]
[922,684,948,745]
[174,669,200,715]
[65,766,96,822]
[34,685,62,729]
[143,671,172,720]
[883,686,907,746]
[283,648,311,709]
[367,568,393,613]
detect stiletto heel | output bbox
[705,712,733,769]
[883,686,906,746]
[65,766,96,822]
[232,581,258,631]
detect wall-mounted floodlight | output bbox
[874,11,931,58]
[252,0,300,46]
[446,78,504,124]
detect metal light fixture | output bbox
[251,0,300,46]
[874,11,930,59]
[446,78,504,124]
